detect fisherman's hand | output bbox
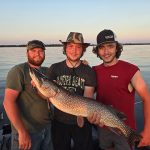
[87,112,104,127]
[31,80,37,91]
[31,80,48,100]
[82,59,89,65]
[138,129,150,147]
[31,80,36,87]
[18,129,31,150]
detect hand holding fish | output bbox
[87,112,104,127]
[31,80,49,100]
[138,129,150,147]
[31,80,36,87]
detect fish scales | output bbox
[51,88,128,136]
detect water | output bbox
[0,45,150,131]
[0,45,150,103]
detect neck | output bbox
[66,59,81,68]
[103,59,119,67]
[28,63,41,69]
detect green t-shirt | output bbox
[6,62,52,133]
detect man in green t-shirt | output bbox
[3,40,53,150]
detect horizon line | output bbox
[0,42,150,47]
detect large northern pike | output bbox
[29,68,141,146]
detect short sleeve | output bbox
[84,66,96,87]
[47,64,57,81]
[6,66,24,91]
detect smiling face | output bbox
[27,47,45,67]
[65,42,84,62]
[97,42,118,66]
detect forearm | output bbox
[84,86,95,98]
[143,98,150,130]
[84,86,101,125]
[137,96,150,147]
[3,100,27,133]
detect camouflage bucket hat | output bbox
[60,32,90,48]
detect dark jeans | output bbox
[11,125,53,150]
[51,120,93,150]
[98,127,131,150]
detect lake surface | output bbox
[0,45,150,133]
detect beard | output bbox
[27,55,45,66]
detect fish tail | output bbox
[127,129,141,146]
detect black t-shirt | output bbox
[48,60,96,124]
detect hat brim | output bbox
[27,45,45,50]
[59,40,90,48]
[96,41,117,48]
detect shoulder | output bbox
[50,60,65,69]
[8,62,27,75]
[49,60,65,72]
[80,63,96,80]
[40,66,49,77]
[92,64,103,71]
[6,63,27,89]
[119,60,139,70]
[47,61,65,79]
[81,63,95,73]
[118,60,139,80]
[80,64,96,86]
[119,60,137,67]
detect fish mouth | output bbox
[29,67,50,85]
[29,67,44,87]
[29,67,48,79]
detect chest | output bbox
[96,69,130,90]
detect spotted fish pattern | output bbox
[29,68,141,146]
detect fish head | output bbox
[29,67,58,99]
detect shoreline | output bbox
[0,43,150,47]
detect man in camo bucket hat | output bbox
[60,32,90,47]
[60,32,90,56]
[49,32,97,150]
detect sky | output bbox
[0,0,150,45]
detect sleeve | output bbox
[85,66,96,87]
[47,64,57,81]
[6,66,24,91]
[92,66,96,71]
[128,63,140,81]
[42,67,49,76]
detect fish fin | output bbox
[107,126,124,136]
[127,129,142,147]
[107,105,127,120]
[34,68,49,79]
[77,116,84,128]
[108,126,142,147]
[30,67,49,80]
[116,112,127,121]
[36,89,48,99]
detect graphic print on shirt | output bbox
[56,75,85,93]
